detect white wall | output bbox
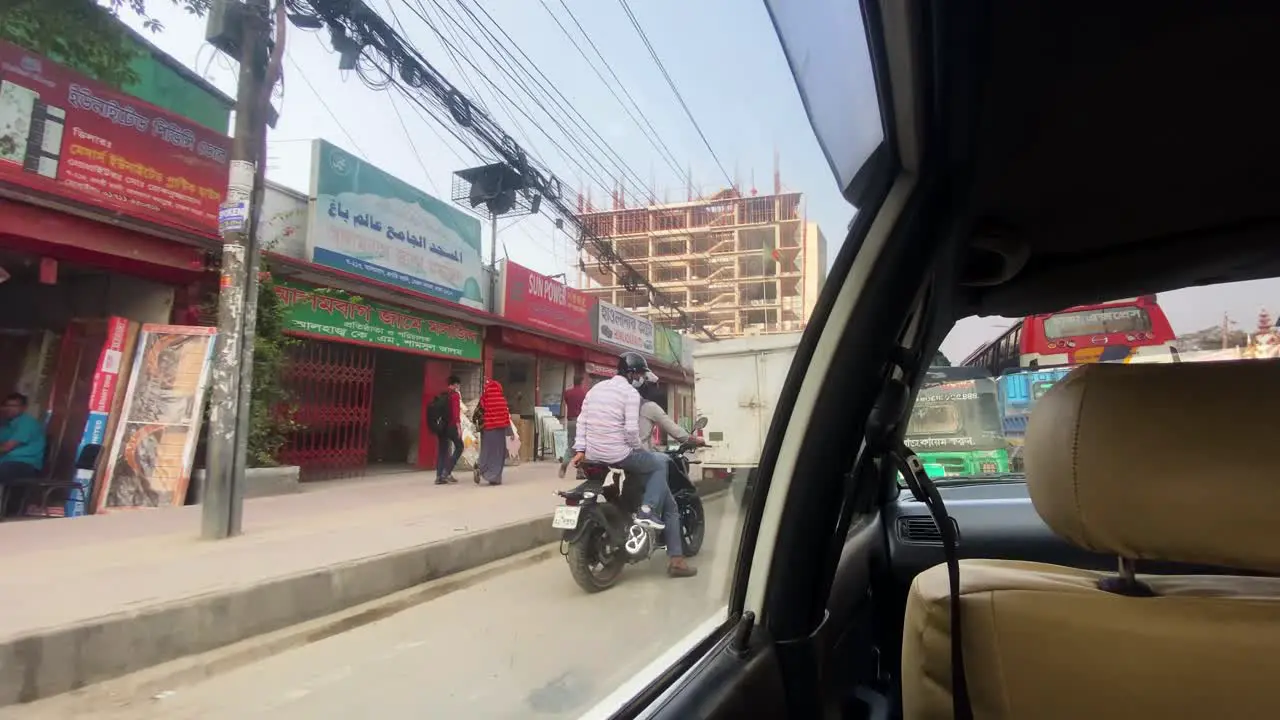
[259,182,309,260]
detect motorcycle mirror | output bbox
[694,416,708,431]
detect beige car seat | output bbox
[901,360,1280,719]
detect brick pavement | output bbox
[0,462,569,643]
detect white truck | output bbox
[693,332,804,505]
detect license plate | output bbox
[552,505,581,530]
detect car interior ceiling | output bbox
[641,3,1280,720]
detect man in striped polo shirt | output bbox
[570,352,696,578]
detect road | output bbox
[6,495,743,720]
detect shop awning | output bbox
[0,197,206,283]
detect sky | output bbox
[120,0,1280,360]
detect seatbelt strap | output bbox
[894,441,973,720]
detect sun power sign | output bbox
[596,300,655,355]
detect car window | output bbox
[921,286,1280,484]
[0,1,880,718]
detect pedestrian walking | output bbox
[474,376,512,485]
[427,376,463,485]
[558,373,588,478]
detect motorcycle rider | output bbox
[571,352,697,578]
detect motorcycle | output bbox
[553,418,709,593]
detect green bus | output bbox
[905,367,1011,479]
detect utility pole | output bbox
[203,0,272,540]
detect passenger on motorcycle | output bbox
[571,353,697,578]
[638,372,704,452]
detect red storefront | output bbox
[0,41,231,514]
[0,39,227,315]
[490,261,693,459]
[263,254,488,479]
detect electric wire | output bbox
[385,91,441,194]
[454,0,665,208]
[451,0,690,283]
[549,0,685,183]
[617,0,734,188]
[398,0,624,201]
[285,52,370,158]
[282,0,706,334]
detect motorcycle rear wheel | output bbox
[680,494,706,557]
[567,525,626,592]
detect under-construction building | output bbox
[575,188,828,338]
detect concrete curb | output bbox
[0,475,732,708]
[2,544,563,718]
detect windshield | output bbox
[933,291,1275,483]
[1043,307,1152,339]
[903,375,1007,478]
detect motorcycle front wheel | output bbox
[679,494,706,557]
[566,524,626,593]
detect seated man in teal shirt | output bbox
[0,393,45,488]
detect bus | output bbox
[961,296,1176,375]
[905,367,1011,479]
[998,367,1073,471]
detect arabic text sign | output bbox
[502,261,595,343]
[275,281,482,361]
[307,140,485,308]
[596,300,655,354]
[0,41,229,235]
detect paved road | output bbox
[7,495,744,720]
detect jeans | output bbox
[0,461,39,517]
[615,449,682,557]
[559,420,577,472]
[436,426,463,480]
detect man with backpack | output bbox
[427,376,463,485]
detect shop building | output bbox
[493,260,696,457]
[270,279,482,479]
[258,141,491,480]
[0,38,233,514]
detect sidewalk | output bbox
[0,462,574,708]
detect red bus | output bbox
[961,296,1176,374]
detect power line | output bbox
[403,0,549,161]
[453,0,666,207]
[547,0,685,183]
[617,0,734,188]
[399,0,623,197]
[285,52,369,158]
[288,0,707,335]
[385,91,441,194]
[448,0,690,279]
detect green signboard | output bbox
[308,140,485,308]
[274,280,482,362]
[654,326,684,367]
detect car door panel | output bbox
[644,633,788,720]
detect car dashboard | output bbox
[884,480,1252,580]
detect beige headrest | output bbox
[1025,360,1280,574]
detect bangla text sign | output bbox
[596,300,655,355]
[500,261,595,344]
[0,41,229,236]
[275,280,482,361]
[306,140,485,309]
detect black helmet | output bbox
[617,352,650,377]
[639,372,663,402]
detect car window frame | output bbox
[582,0,911,716]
